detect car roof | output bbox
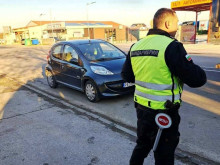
[57,39,106,46]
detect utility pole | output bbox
[86,1,96,39]
[50,9,54,39]
[39,13,45,44]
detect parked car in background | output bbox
[45,39,134,102]
[49,37,65,43]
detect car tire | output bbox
[85,80,100,102]
[46,70,58,88]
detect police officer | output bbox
[121,8,207,165]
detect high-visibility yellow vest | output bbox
[130,35,183,110]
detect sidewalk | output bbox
[183,43,220,55]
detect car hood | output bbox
[90,58,125,74]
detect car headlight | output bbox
[91,66,114,75]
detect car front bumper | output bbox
[89,73,135,97]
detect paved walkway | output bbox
[184,43,220,55]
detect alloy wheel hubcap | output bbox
[47,72,54,86]
[86,84,95,100]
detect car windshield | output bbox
[78,42,125,61]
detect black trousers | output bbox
[130,106,181,165]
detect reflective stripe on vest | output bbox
[135,80,177,90]
[135,89,180,102]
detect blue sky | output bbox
[0,0,209,32]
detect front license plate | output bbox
[123,82,134,88]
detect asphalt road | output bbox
[0,45,219,164]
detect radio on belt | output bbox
[153,113,172,152]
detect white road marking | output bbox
[201,66,216,69]
[203,69,220,73]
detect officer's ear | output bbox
[165,20,170,29]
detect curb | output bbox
[188,52,220,56]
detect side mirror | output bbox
[70,58,78,64]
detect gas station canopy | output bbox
[171,0,213,43]
[171,0,212,12]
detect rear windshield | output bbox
[78,42,125,61]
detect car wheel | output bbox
[85,80,100,102]
[46,70,58,88]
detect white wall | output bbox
[28,25,46,39]
[4,33,16,44]
[66,27,84,40]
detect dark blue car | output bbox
[45,39,134,102]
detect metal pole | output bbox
[40,20,41,39]
[40,13,45,45]
[86,2,96,39]
[50,9,54,39]
[153,129,163,152]
[195,11,198,44]
[207,4,212,43]
[86,5,90,39]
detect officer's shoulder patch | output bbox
[185,54,192,61]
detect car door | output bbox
[50,44,63,81]
[60,44,84,90]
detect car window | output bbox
[100,43,114,51]
[52,45,63,60]
[82,44,101,61]
[63,45,79,62]
[99,42,125,59]
[78,42,125,61]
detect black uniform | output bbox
[121,29,207,165]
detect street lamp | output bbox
[39,13,46,44]
[86,1,96,39]
[50,9,54,39]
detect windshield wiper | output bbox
[97,57,124,61]
[112,57,124,59]
[96,58,113,61]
